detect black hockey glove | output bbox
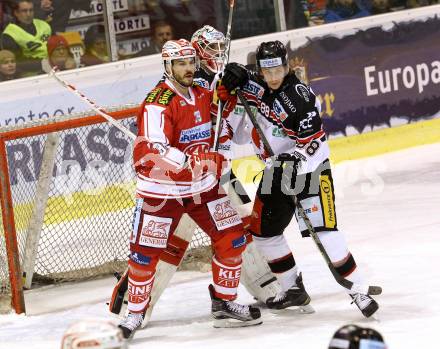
[272,153,302,192]
[222,63,249,92]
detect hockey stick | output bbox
[49,68,136,141]
[235,89,382,296]
[212,0,236,151]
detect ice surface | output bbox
[1,142,440,349]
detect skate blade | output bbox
[213,317,263,328]
[269,304,315,315]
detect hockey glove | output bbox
[187,152,226,179]
[217,84,233,102]
[272,153,302,192]
[222,63,249,92]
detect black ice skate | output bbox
[209,284,262,328]
[350,293,379,318]
[266,273,314,313]
[118,311,144,339]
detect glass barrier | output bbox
[0,0,438,82]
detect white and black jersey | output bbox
[241,72,330,175]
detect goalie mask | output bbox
[61,319,127,349]
[162,39,198,80]
[191,25,226,73]
[328,324,387,349]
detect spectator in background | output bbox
[145,0,216,40]
[284,0,309,29]
[324,0,370,23]
[33,0,92,33]
[1,1,15,32]
[134,20,173,57]
[41,34,76,72]
[370,0,391,13]
[1,0,50,77]
[0,49,20,81]
[80,24,109,66]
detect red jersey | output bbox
[133,79,216,199]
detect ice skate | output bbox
[118,311,144,339]
[350,293,379,318]
[266,273,314,313]
[209,284,262,328]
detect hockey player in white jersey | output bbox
[191,25,283,304]
[220,41,380,318]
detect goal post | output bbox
[0,106,139,314]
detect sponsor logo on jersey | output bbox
[299,112,315,130]
[243,80,264,98]
[145,87,162,103]
[179,122,211,143]
[279,91,297,112]
[194,110,202,123]
[128,279,153,304]
[273,99,289,122]
[157,89,175,105]
[272,127,286,138]
[139,214,172,248]
[193,77,209,89]
[320,175,336,228]
[207,197,242,230]
[303,204,319,215]
[232,235,246,249]
[295,84,310,102]
[130,252,151,265]
[217,268,241,288]
[293,150,307,162]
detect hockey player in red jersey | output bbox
[220,41,380,318]
[117,39,261,339]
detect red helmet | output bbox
[191,25,226,74]
[162,39,197,78]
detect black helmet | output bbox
[329,324,386,349]
[255,41,287,70]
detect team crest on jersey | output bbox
[180,100,187,106]
[194,110,202,123]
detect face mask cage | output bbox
[198,40,226,73]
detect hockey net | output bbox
[0,105,212,314]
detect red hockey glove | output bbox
[187,152,226,179]
[217,84,233,102]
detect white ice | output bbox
[1,141,440,349]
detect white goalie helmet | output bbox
[162,39,197,79]
[61,319,127,349]
[191,25,226,73]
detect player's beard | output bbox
[174,71,194,87]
